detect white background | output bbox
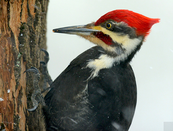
[46,0,173,131]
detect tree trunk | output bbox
[0,0,49,130]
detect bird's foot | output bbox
[25,49,52,111]
[25,67,45,111]
[40,49,52,92]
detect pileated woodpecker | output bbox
[43,10,159,131]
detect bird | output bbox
[43,9,159,131]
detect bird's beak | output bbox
[53,23,100,35]
[53,23,107,48]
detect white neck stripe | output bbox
[86,37,142,78]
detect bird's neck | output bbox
[106,35,144,63]
[86,37,143,79]
[113,39,143,64]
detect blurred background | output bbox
[46,0,173,130]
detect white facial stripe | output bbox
[114,37,142,63]
[101,27,128,44]
[92,26,142,52]
[99,26,142,62]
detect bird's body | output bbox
[44,46,137,131]
[43,10,159,131]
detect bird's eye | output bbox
[106,23,112,29]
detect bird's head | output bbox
[53,10,159,61]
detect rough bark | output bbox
[0,0,49,130]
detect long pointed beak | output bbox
[53,24,100,35]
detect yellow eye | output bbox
[106,22,112,29]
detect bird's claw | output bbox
[41,48,49,64]
[25,49,52,111]
[25,67,45,111]
[27,98,38,111]
[40,49,52,88]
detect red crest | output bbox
[95,10,160,37]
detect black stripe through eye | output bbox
[113,26,123,32]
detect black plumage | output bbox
[42,9,159,131]
[43,46,137,131]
